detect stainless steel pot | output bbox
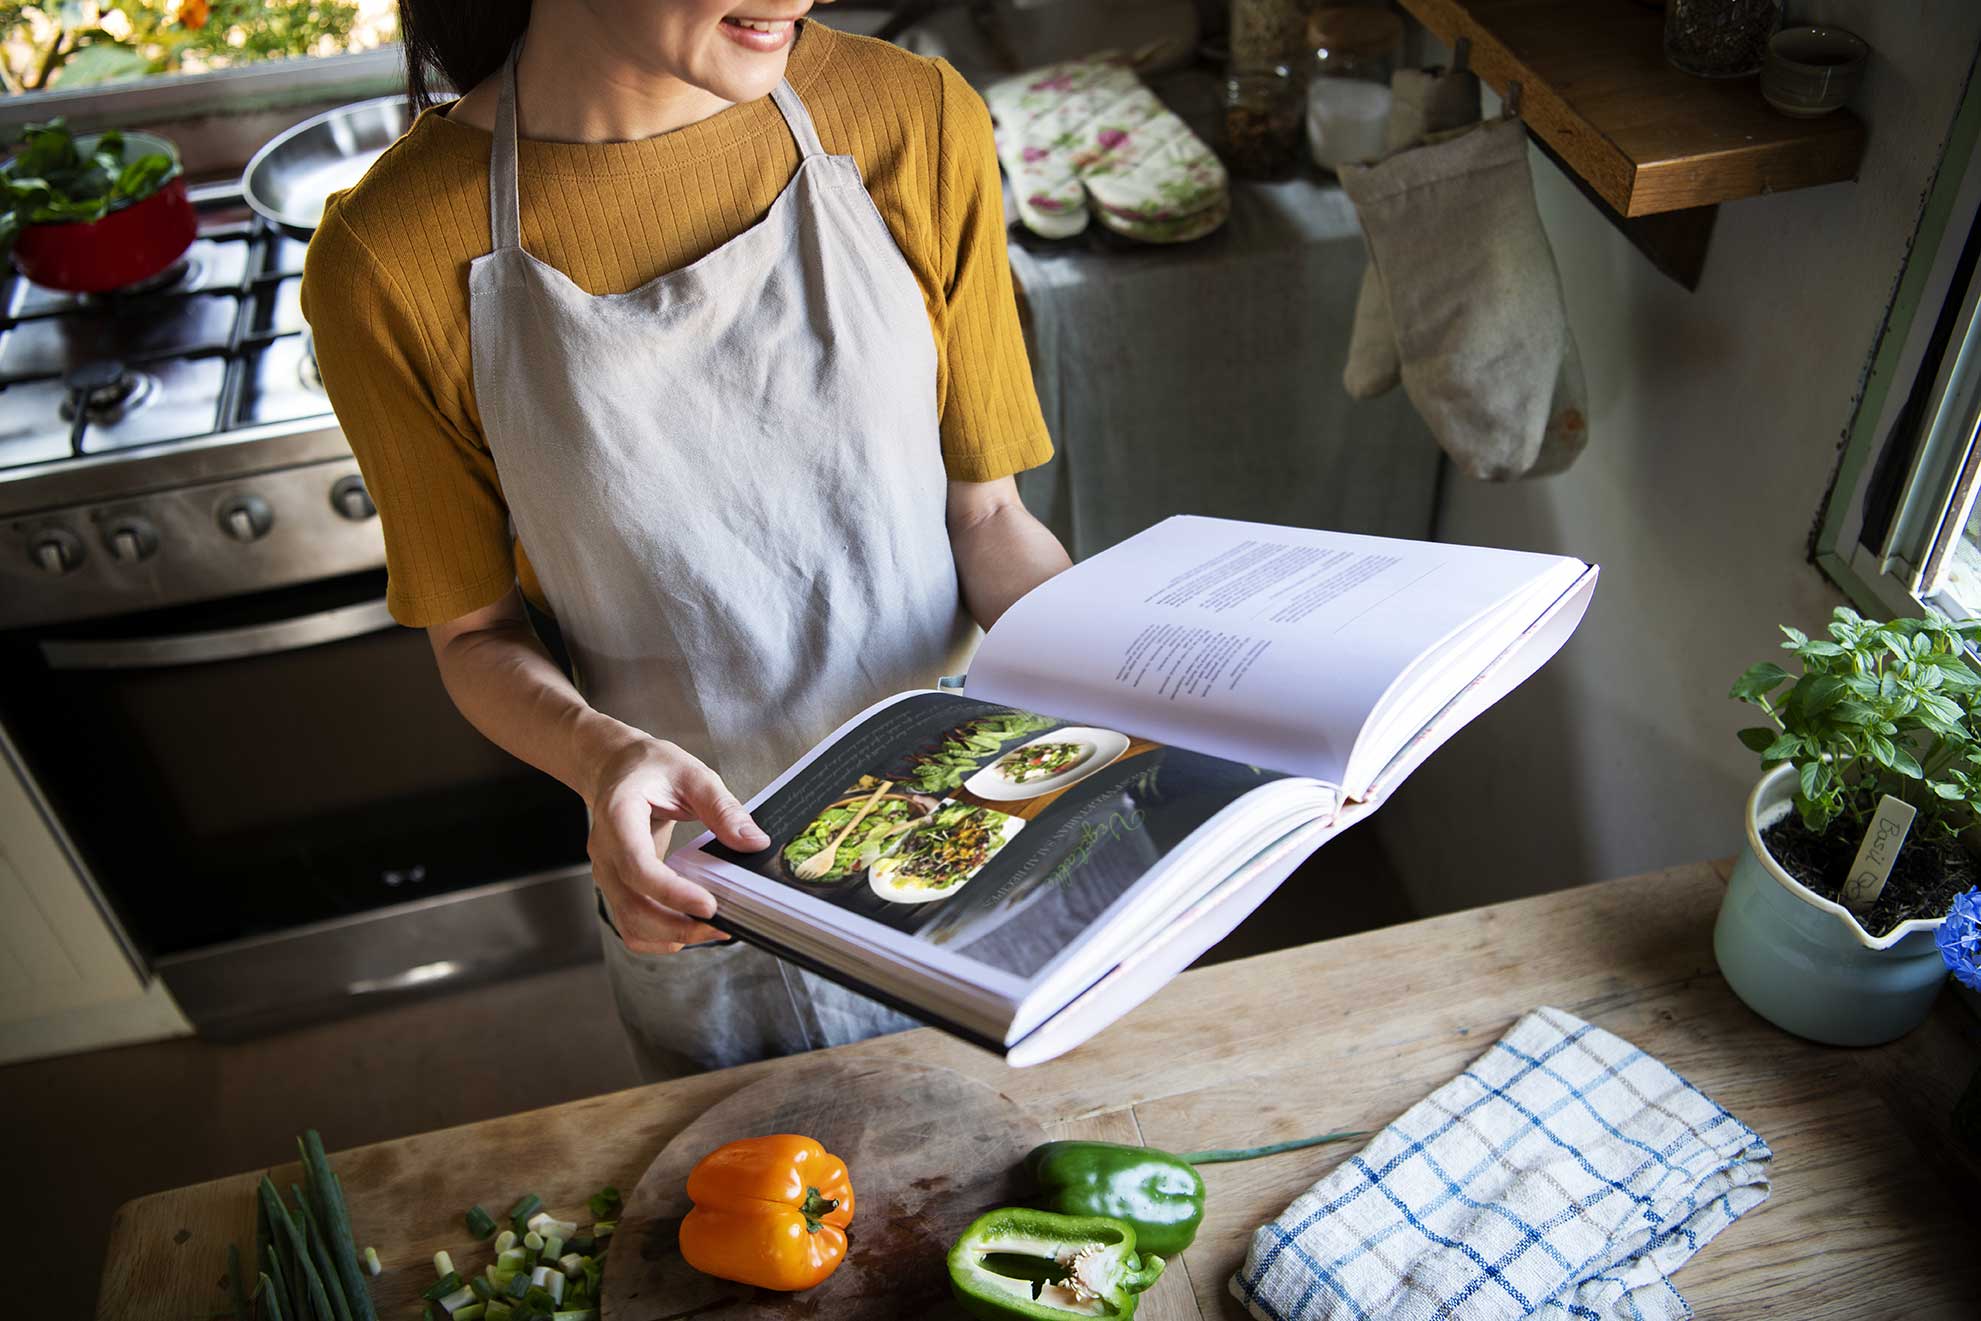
[243,95,414,239]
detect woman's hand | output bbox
[585,734,771,954]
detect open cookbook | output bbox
[674,516,1598,1066]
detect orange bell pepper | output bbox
[678,1133,855,1291]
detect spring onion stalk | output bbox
[523,1231,544,1253]
[453,1306,486,1321]
[537,1219,577,1241]
[259,1177,337,1321]
[471,1276,496,1302]
[299,1131,380,1321]
[436,1284,478,1314]
[493,1230,517,1254]
[227,1243,252,1320]
[504,1273,530,1302]
[542,1235,563,1262]
[557,1254,583,1277]
[590,1221,615,1239]
[423,1271,465,1302]
[362,1246,381,1277]
[257,1272,287,1321]
[497,1248,527,1271]
[506,1195,542,1232]
[435,1250,456,1279]
[465,1205,498,1240]
[295,1187,356,1321]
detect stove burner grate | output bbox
[58,360,158,425]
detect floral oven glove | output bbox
[984,56,1229,244]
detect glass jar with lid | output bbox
[1306,6,1404,171]
[1220,62,1305,181]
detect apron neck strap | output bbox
[769,81,826,160]
[489,41,524,253]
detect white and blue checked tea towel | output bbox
[1230,1007,1772,1321]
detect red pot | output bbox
[11,131,196,294]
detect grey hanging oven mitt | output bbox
[1339,118,1589,481]
[1342,65,1481,401]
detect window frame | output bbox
[0,45,403,134]
[1818,69,1981,622]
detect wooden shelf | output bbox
[1395,0,1867,217]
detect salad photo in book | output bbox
[678,516,1600,1066]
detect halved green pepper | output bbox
[948,1209,1164,1319]
[1024,1131,1368,1258]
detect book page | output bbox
[678,691,1328,1001]
[965,515,1582,785]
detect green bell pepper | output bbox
[948,1208,1163,1320]
[1024,1130,1368,1258]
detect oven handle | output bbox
[39,598,401,670]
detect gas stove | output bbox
[0,179,381,631]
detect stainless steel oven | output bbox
[0,183,592,1036]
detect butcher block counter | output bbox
[97,861,1981,1319]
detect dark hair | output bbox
[400,0,534,107]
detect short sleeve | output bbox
[933,59,1054,483]
[301,208,518,627]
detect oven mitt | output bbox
[1339,118,1589,480]
[1343,66,1481,400]
[985,55,1229,243]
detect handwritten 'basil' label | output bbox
[1840,794,1916,913]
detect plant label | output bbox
[1841,794,1916,913]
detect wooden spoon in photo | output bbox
[794,779,895,881]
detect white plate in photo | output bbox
[962,726,1130,802]
[867,803,1026,904]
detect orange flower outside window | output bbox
[678,1134,855,1291]
[178,0,209,29]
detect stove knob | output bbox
[28,527,84,575]
[330,475,376,521]
[218,494,274,543]
[104,517,159,563]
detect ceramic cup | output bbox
[1762,26,1868,118]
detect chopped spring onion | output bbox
[564,1233,594,1255]
[586,1186,621,1220]
[542,1235,564,1262]
[485,1305,513,1321]
[435,1250,456,1279]
[506,1194,542,1233]
[557,1253,584,1277]
[553,1312,598,1321]
[363,1246,381,1277]
[505,1273,530,1301]
[494,1229,517,1254]
[466,1204,497,1239]
[497,1247,528,1271]
[591,1221,615,1238]
[422,1271,465,1302]
[453,1306,486,1321]
[436,1282,478,1313]
[470,1276,497,1302]
[539,1219,578,1241]
[523,1230,544,1253]
[529,1266,566,1305]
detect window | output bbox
[0,2,401,130]
[1821,74,1981,622]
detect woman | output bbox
[301,0,1069,1078]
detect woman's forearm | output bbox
[948,477,1071,629]
[426,592,639,803]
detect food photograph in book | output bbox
[703,693,1290,979]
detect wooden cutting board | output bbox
[600,1057,1044,1319]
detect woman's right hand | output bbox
[585,733,771,954]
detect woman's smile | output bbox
[718,14,800,53]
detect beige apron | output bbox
[468,46,973,1077]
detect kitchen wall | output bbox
[1375,3,1981,913]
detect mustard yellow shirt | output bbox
[301,22,1051,627]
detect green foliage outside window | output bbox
[1,1,391,96]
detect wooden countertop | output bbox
[98,861,1981,1319]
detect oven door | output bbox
[0,570,593,1035]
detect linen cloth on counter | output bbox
[1230,1006,1772,1321]
[1007,160,1440,559]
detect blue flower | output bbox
[1940,888,1981,992]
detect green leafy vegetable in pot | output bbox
[0,119,176,254]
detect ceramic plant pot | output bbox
[1714,762,1948,1046]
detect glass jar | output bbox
[1229,0,1308,71]
[1665,0,1782,78]
[1220,64,1305,181]
[1306,6,1404,171]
